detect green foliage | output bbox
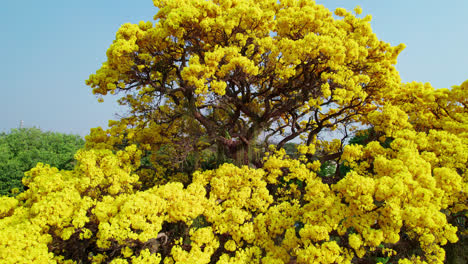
[349,127,393,148]
[0,128,84,196]
[348,128,373,146]
[283,142,299,159]
[317,161,336,178]
[376,256,390,264]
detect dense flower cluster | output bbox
[84,0,405,179]
[1,118,466,263]
[1,0,466,263]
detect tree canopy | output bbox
[1,0,467,263]
[0,128,84,196]
[85,0,403,173]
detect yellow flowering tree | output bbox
[85,0,404,171]
[1,0,467,263]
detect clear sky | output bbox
[2,0,467,137]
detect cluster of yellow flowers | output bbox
[2,115,466,263]
[1,0,467,263]
[84,112,197,187]
[86,0,404,143]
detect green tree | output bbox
[0,128,84,196]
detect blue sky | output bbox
[2,0,467,137]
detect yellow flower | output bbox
[225,240,237,251]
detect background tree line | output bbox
[0,127,84,196]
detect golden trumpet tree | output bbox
[85,0,404,170]
[1,0,466,263]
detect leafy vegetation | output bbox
[0,128,84,196]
